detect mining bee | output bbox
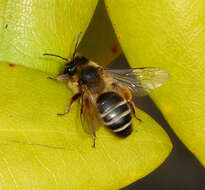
[43,34,169,147]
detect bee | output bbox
[43,35,169,147]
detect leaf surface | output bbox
[0,0,98,74]
[105,0,205,165]
[0,62,172,189]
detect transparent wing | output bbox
[106,67,169,96]
[80,90,102,135]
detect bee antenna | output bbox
[43,53,68,62]
[43,32,82,62]
[72,32,82,59]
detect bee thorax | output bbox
[79,66,105,93]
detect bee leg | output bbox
[80,93,84,115]
[57,93,82,116]
[128,101,142,122]
[48,74,69,81]
[92,130,96,148]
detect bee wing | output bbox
[105,67,169,96]
[80,90,102,135]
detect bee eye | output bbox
[64,65,75,75]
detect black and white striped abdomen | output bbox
[96,92,132,137]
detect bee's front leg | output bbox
[57,93,82,116]
[48,74,69,81]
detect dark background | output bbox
[110,55,205,190]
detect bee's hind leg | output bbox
[57,93,82,116]
[128,101,142,122]
[92,130,96,148]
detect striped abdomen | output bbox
[97,92,132,137]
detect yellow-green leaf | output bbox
[0,62,172,189]
[105,0,205,165]
[0,0,98,74]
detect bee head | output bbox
[64,56,88,76]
